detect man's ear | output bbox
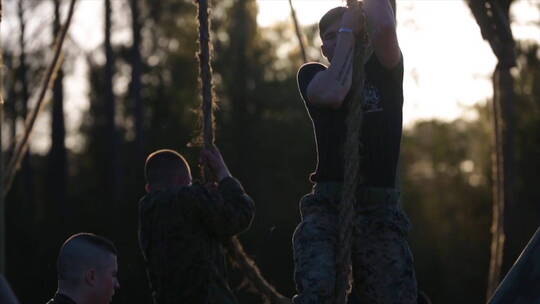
[85,269,97,287]
[145,184,151,193]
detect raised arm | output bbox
[364,0,401,68]
[197,146,255,238]
[306,7,361,109]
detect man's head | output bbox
[319,6,347,61]
[145,149,192,192]
[57,233,119,304]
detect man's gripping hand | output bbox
[341,3,364,37]
[200,145,232,182]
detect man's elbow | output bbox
[224,212,254,237]
[307,89,345,109]
[238,214,254,234]
[231,199,255,235]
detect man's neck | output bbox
[150,182,190,192]
[57,287,88,304]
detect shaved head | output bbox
[145,149,192,188]
[319,6,346,38]
[57,233,117,289]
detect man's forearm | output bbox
[328,31,355,87]
[307,31,356,108]
[363,0,396,34]
[363,0,401,68]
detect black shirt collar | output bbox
[53,293,77,304]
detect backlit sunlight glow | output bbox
[2,0,538,153]
[257,0,539,126]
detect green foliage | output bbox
[401,117,492,303]
[2,1,540,303]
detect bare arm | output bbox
[364,0,401,68]
[307,32,355,109]
[306,7,362,109]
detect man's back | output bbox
[139,177,255,304]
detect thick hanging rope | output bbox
[334,1,369,303]
[226,237,291,304]
[3,0,76,198]
[195,1,290,303]
[466,1,516,298]
[196,0,215,149]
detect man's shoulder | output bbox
[141,185,202,201]
[297,62,327,84]
[298,62,327,72]
[297,62,327,105]
[139,187,194,213]
[141,183,219,210]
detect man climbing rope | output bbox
[293,1,417,303]
[138,146,255,304]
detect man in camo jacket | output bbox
[138,146,255,304]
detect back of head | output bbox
[57,233,117,291]
[145,149,192,189]
[319,6,346,37]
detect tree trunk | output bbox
[0,0,5,275]
[288,0,306,63]
[49,0,68,221]
[129,0,144,164]
[5,55,16,160]
[487,62,516,298]
[465,0,516,299]
[17,0,34,221]
[230,0,249,179]
[487,66,506,298]
[104,0,119,203]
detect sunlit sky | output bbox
[2,0,540,152]
[257,0,539,124]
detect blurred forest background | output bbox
[1,0,540,303]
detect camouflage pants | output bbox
[292,183,418,304]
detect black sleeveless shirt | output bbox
[297,54,404,188]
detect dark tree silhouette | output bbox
[129,0,144,164]
[16,0,35,220]
[466,0,517,299]
[48,0,68,221]
[104,0,120,203]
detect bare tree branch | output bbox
[3,0,77,198]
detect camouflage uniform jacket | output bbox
[138,176,255,304]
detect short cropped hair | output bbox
[319,6,347,37]
[145,149,191,187]
[57,233,117,286]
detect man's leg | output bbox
[293,192,338,304]
[350,189,417,304]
